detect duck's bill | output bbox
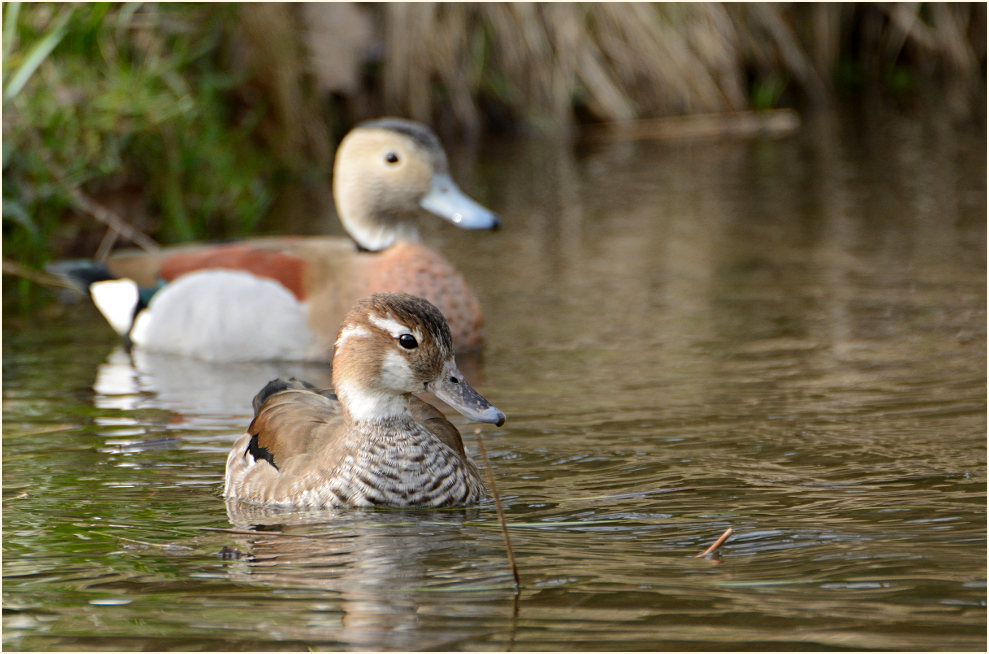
[428,362,506,426]
[420,173,501,230]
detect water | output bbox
[3,107,986,650]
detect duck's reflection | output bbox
[221,502,514,650]
[92,346,334,417]
[92,345,486,419]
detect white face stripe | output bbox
[368,312,422,343]
[335,324,371,350]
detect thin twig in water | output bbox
[474,427,521,590]
[696,527,733,558]
[1,259,78,289]
[199,526,312,538]
[116,535,194,551]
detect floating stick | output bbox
[696,527,733,558]
[475,428,521,590]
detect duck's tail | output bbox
[46,260,157,339]
[45,260,117,292]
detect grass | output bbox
[2,4,276,307]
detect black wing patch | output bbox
[247,433,278,470]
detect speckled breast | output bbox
[301,425,485,508]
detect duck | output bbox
[49,118,500,361]
[223,292,506,508]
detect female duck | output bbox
[58,118,500,361]
[223,293,506,508]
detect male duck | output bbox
[52,118,500,361]
[223,292,506,508]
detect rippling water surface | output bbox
[4,108,985,650]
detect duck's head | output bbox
[332,118,501,251]
[331,292,506,426]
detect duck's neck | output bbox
[336,382,414,425]
[337,194,420,252]
[352,218,421,251]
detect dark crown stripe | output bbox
[357,117,441,152]
[376,293,454,357]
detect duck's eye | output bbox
[398,333,418,349]
[385,151,400,165]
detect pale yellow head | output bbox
[332,118,500,251]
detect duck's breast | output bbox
[356,242,485,351]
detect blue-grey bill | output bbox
[429,363,506,426]
[420,173,501,230]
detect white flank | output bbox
[132,269,318,361]
[90,278,140,337]
[130,310,152,346]
[369,311,422,342]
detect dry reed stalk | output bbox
[2,260,81,288]
[929,3,979,74]
[301,3,373,97]
[201,526,317,539]
[22,123,161,254]
[474,427,521,590]
[375,3,801,132]
[307,4,984,135]
[595,4,735,114]
[238,3,330,167]
[69,186,160,256]
[428,4,481,139]
[739,4,831,106]
[807,3,844,78]
[696,527,733,558]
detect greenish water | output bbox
[3,108,986,650]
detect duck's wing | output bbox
[410,395,467,459]
[250,377,320,415]
[106,237,353,299]
[225,378,348,505]
[247,379,344,469]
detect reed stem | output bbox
[475,428,521,590]
[696,527,733,558]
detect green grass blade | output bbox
[3,7,72,103]
[2,2,22,62]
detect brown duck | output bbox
[223,293,506,508]
[59,119,500,361]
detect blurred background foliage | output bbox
[2,2,986,305]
